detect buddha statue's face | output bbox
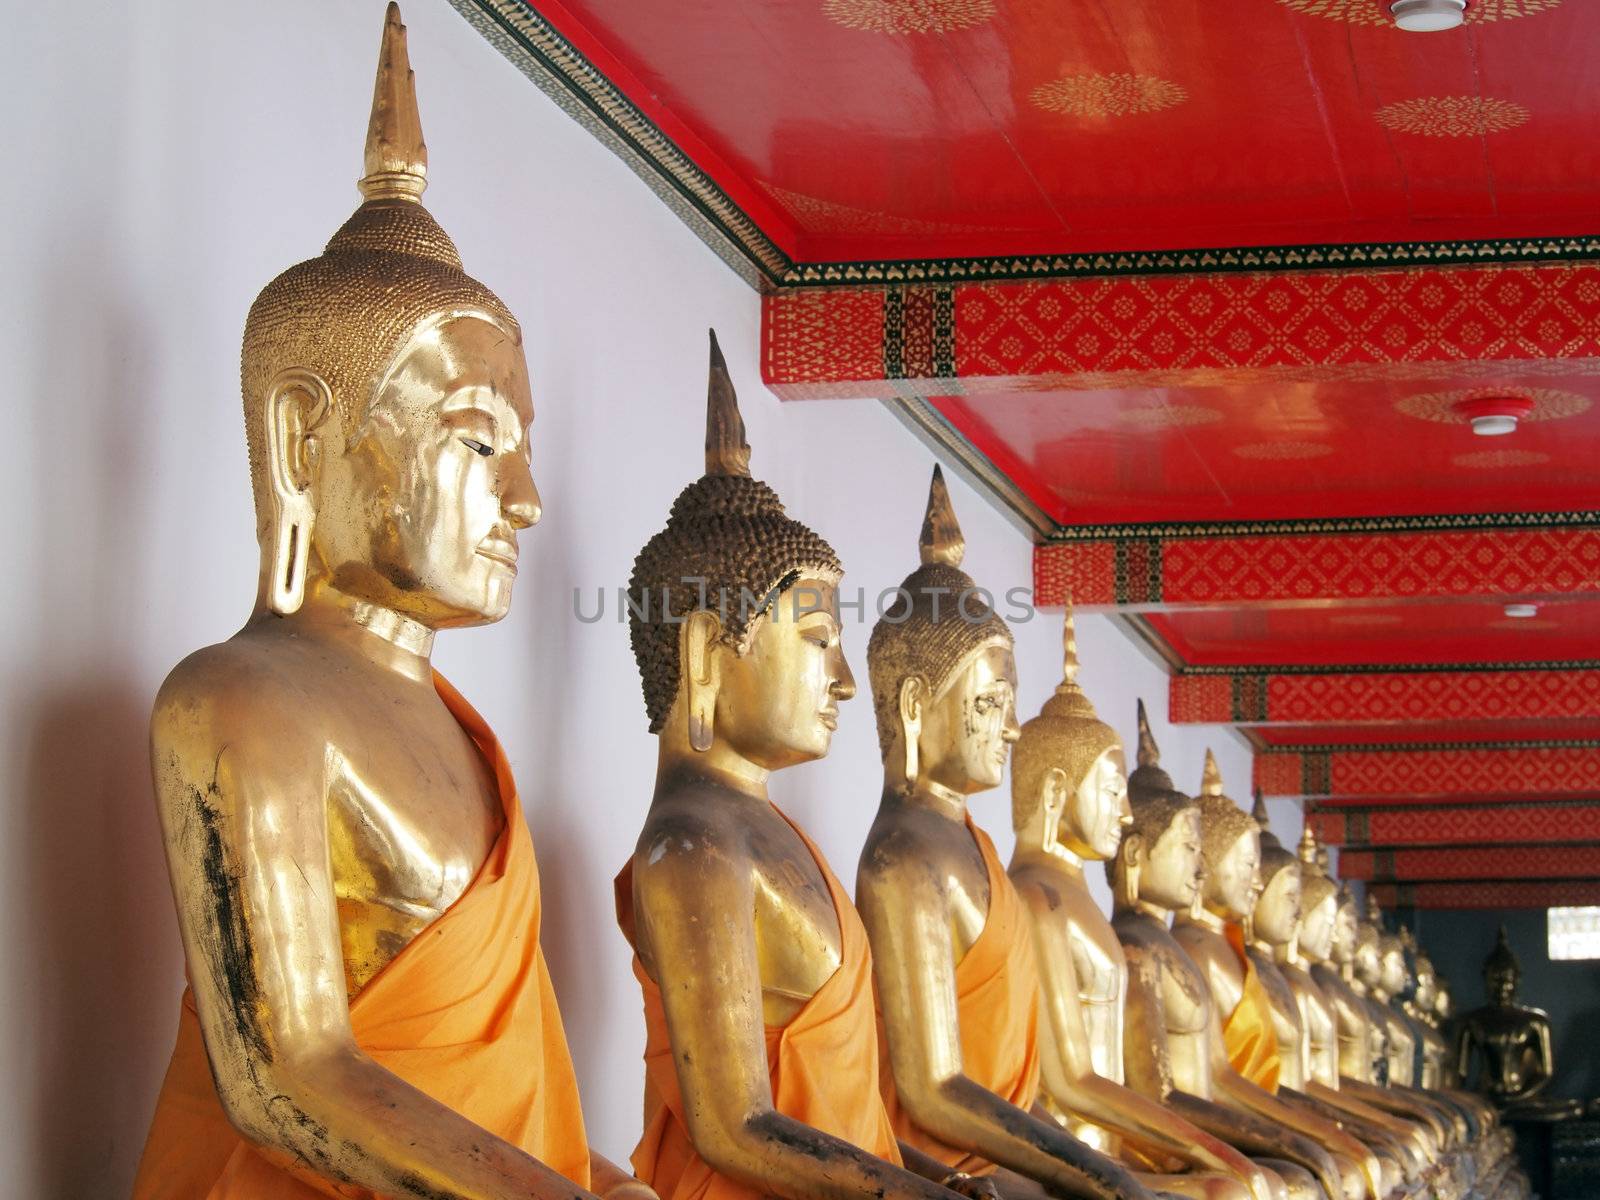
[1254,870,1305,953]
[1299,894,1338,962]
[711,578,855,770]
[1354,931,1382,987]
[1064,746,1131,861]
[1254,867,1303,948]
[1435,982,1453,1019]
[306,315,539,627]
[916,641,1020,793]
[1486,964,1518,1006]
[1139,806,1204,912]
[1205,828,1262,921]
[1331,900,1359,964]
[1380,946,1407,996]
[1414,961,1437,1009]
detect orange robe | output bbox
[1221,922,1281,1093]
[132,673,591,1199]
[879,819,1043,1175]
[616,807,903,1200]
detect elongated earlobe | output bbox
[683,610,721,753]
[263,371,330,616]
[1117,837,1143,909]
[897,676,924,788]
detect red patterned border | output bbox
[1340,843,1600,882]
[1369,879,1600,910]
[1037,527,1600,607]
[1172,667,1600,725]
[1256,744,1600,798]
[764,263,1600,398]
[1309,802,1600,847]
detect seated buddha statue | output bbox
[1110,708,1352,1200]
[1008,610,1274,1200]
[132,9,642,1198]
[1456,928,1584,1121]
[1170,762,1379,1200]
[856,471,1154,1200]
[614,339,980,1200]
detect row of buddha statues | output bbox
[131,9,1539,1200]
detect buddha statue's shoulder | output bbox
[858,803,964,884]
[152,629,333,757]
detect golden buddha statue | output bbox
[1110,708,1352,1200]
[614,340,983,1200]
[1169,761,1378,1200]
[1456,928,1584,1121]
[1008,610,1274,1200]
[132,9,642,1198]
[856,471,1155,1200]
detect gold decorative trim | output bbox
[1396,387,1591,425]
[1042,509,1600,541]
[1030,73,1187,119]
[1451,448,1553,469]
[1117,404,1224,431]
[1375,96,1530,138]
[1232,440,1334,461]
[821,0,996,34]
[757,181,1024,237]
[1278,0,1560,24]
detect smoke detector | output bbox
[1390,0,1466,31]
[1453,394,1534,437]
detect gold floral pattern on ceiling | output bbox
[1031,73,1188,119]
[758,181,1024,236]
[1277,0,1560,24]
[821,0,995,34]
[1452,448,1552,469]
[1232,441,1334,460]
[1328,612,1403,627]
[1396,387,1591,424]
[1375,96,1530,138]
[1115,404,1222,430]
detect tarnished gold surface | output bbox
[859,481,1154,1200]
[620,338,971,1200]
[1010,612,1273,1200]
[148,9,640,1196]
[1455,927,1584,1119]
[1109,716,1354,1200]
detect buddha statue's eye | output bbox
[460,437,494,457]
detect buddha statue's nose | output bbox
[505,465,542,528]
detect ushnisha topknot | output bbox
[1196,749,1259,871]
[1252,790,1299,890]
[1298,827,1339,913]
[1127,698,1176,798]
[1012,602,1122,833]
[1123,699,1197,847]
[867,465,1013,756]
[628,330,843,733]
[240,4,518,530]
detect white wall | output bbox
[1,1,1287,1193]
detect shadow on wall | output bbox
[17,682,175,1196]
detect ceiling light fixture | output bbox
[1504,603,1540,619]
[1453,394,1534,436]
[1390,0,1467,31]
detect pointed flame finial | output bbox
[1135,698,1161,768]
[704,329,751,478]
[1252,788,1270,828]
[1200,748,1224,797]
[1298,825,1321,869]
[919,465,966,567]
[360,4,428,202]
[1060,597,1080,688]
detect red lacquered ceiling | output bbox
[529,0,1600,262]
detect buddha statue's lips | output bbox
[476,536,518,568]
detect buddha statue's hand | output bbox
[939,1170,1002,1200]
[589,1152,659,1200]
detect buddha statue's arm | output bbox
[632,821,963,1200]
[1020,889,1266,1193]
[152,670,597,1200]
[1525,1018,1556,1098]
[858,856,1154,1200]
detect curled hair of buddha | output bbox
[628,330,843,732]
[1012,602,1121,832]
[1297,826,1339,914]
[1195,750,1259,872]
[240,4,518,530]
[867,466,1012,756]
[1251,789,1299,890]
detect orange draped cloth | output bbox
[615,807,902,1200]
[879,819,1043,1175]
[1221,922,1281,1093]
[132,673,592,1199]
